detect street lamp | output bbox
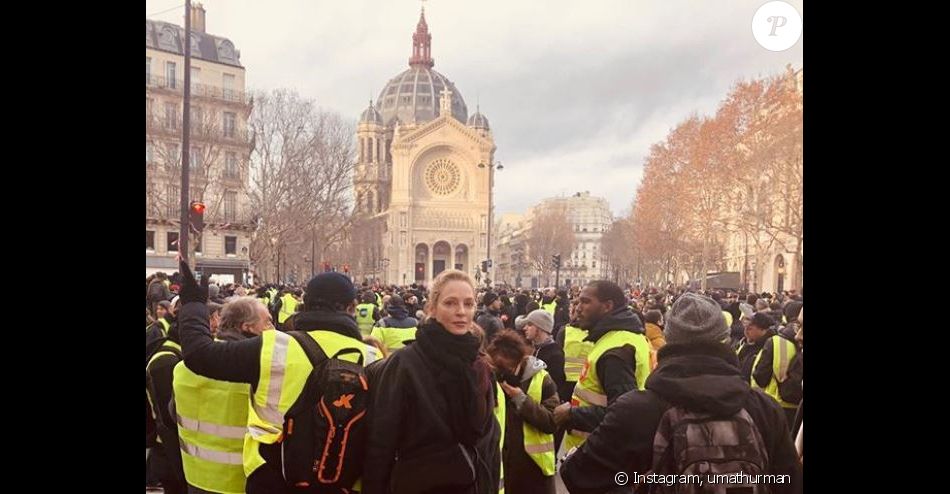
[270,236,279,283]
[478,160,503,287]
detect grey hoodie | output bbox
[511,355,547,410]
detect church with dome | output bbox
[354,7,496,285]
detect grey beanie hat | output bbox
[664,292,730,345]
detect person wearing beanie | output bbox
[521,310,566,401]
[371,296,420,352]
[561,292,802,494]
[476,291,505,344]
[554,281,652,453]
[175,262,382,493]
[521,308,568,451]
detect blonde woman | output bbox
[364,270,500,494]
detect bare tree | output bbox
[246,89,356,283]
[527,204,576,285]
[602,217,637,283]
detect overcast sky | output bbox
[146,0,803,217]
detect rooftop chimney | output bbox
[190,3,206,34]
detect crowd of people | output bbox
[146,265,803,493]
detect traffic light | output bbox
[189,201,206,233]
[551,254,561,270]
[481,260,489,273]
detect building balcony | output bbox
[147,75,250,107]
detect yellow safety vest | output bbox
[148,318,171,337]
[522,370,556,476]
[723,311,733,328]
[494,382,506,494]
[370,325,417,352]
[355,304,377,335]
[244,330,380,477]
[541,300,557,315]
[752,335,798,409]
[278,294,298,324]
[564,330,651,451]
[146,341,182,445]
[173,359,250,494]
[563,325,594,382]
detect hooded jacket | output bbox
[501,356,559,494]
[569,307,645,433]
[560,343,802,494]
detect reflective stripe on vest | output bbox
[370,326,417,352]
[562,427,590,453]
[278,294,298,323]
[751,335,798,409]
[173,360,250,494]
[572,386,607,407]
[147,341,182,369]
[356,304,376,335]
[523,370,556,476]
[494,382,506,494]
[180,439,243,465]
[567,330,651,448]
[563,326,594,382]
[246,329,379,475]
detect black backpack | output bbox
[641,404,771,494]
[281,331,370,491]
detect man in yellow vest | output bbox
[176,261,380,493]
[559,292,802,494]
[555,299,592,406]
[370,296,419,353]
[751,314,801,427]
[147,311,187,494]
[274,288,300,331]
[553,280,651,453]
[355,291,380,336]
[540,288,557,315]
[172,296,273,494]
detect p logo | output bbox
[752,1,802,52]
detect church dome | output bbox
[373,8,468,126]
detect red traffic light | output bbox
[189,201,206,233]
